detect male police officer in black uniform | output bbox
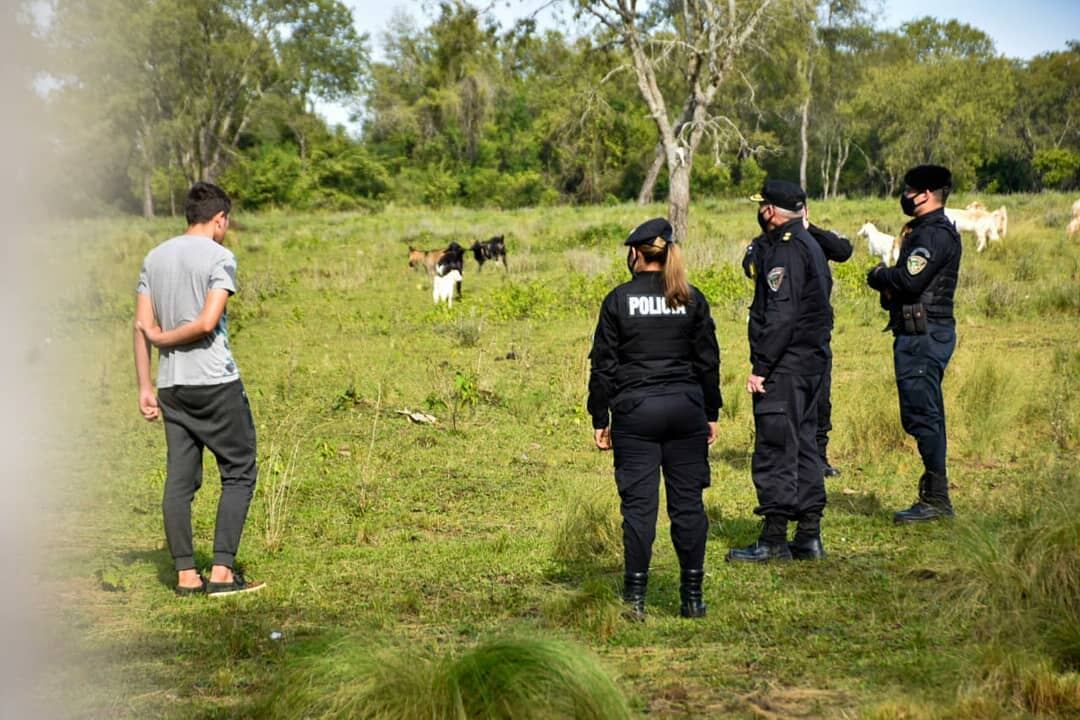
[743,202,852,478]
[867,165,961,523]
[588,218,721,618]
[728,180,832,562]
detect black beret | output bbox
[749,179,806,212]
[903,165,952,192]
[625,217,674,245]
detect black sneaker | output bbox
[207,571,266,597]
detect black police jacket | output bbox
[866,207,962,333]
[587,271,721,430]
[744,222,851,299]
[747,219,832,378]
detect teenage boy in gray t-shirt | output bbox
[134,182,263,597]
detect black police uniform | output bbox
[587,249,720,616]
[732,217,832,561]
[744,223,851,475]
[867,206,961,520]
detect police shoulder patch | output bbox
[906,246,931,275]
[767,266,785,292]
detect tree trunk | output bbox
[799,95,810,191]
[820,139,832,200]
[638,144,665,204]
[142,170,154,219]
[799,63,813,191]
[832,139,850,198]
[668,161,692,244]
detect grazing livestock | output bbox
[433,269,462,307]
[965,202,1008,240]
[945,205,1007,252]
[858,222,899,265]
[408,246,447,276]
[470,235,507,271]
[436,242,466,299]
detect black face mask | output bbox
[626,247,637,275]
[900,192,925,217]
[756,208,771,232]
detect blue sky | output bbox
[318,0,1079,129]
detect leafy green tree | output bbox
[45,0,367,215]
[1012,44,1080,190]
[843,19,1015,193]
[575,0,804,240]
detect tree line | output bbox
[32,0,1080,219]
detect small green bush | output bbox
[484,280,560,321]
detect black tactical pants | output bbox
[893,324,956,474]
[751,373,826,519]
[815,354,833,462]
[611,390,710,575]
[158,380,258,572]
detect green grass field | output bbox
[41,193,1080,718]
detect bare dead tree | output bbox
[578,0,783,240]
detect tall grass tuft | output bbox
[1048,347,1080,451]
[261,437,301,553]
[541,576,624,639]
[264,636,632,720]
[837,369,908,460]
[956,355,1015,460]
[552,489,622,576]
[449,637,631,719]
[956,649,1080,718]
[953,466,1080,671]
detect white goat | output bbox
[965,202,1008,239]
[945,206,1007,252]
[432,269,462,307]
[858,222,899,265]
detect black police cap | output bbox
[625,217,674,246]
[903,165,952,192]
[749,179,806,212]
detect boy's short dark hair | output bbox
[185,182,231,225]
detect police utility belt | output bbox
[901,302,928,334]
[895,290,944,335]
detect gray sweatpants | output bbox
[157,380,257,572]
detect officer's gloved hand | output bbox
[866,263,886,289]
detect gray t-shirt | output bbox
[136,234,240,388]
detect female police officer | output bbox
[587,218,721,619]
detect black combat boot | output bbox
[679,569,707,618]
[822,460,841,478]
[789,513,826,560]
[726,516,793,563]
[622,571,648,620]
[894,471,955,524]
